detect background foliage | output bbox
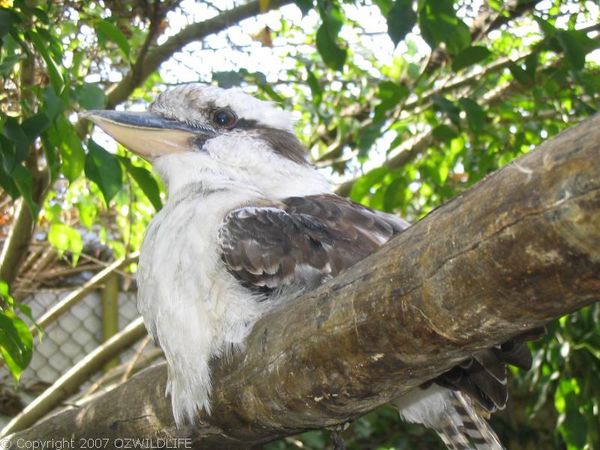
[0,0,598,448]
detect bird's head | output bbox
[84,85,330,197]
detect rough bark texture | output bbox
[5,115,600,448]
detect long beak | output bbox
[81,110,215,159]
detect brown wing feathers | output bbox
[435,328,545,412]
[218,194,407,291]
[219,207,334,289]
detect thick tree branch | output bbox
[4,115,599,447]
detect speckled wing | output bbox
[217,194,409,292]
[434,326,545,413]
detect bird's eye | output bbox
[212,109,237,128]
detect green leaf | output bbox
[373,0,394,16]
[452,45,492,72]
[76,83,107,110]
[12,165,39,218]
[386,0,416,46]
[534,16,557,39]
[48,223,83,265]
[487,0,505,13]
[45,203,62,224]
[459,98,487,132]
[248,71,285,103]
[383,177,406,211]
[0,115,43,213]
[31,7,49,24]
[432,124,458,142]
[85,140,123,205]
[423,156,449,186]
[71,50,84,78]
[95,19,130,60]
[357,121,384,158]
[350,167,389,202]
[0,9,18,39]
[316,24,347,71]
[119,157,163,212]
[524,51,539,78]
[388,124,409,151]
[306,67,322,104]
[76,200,98,230]
[28,30,64,94]
[0,281,13,305]
[0,139,19,198]
[47,115,85,182]
[41,135,60,182]
[43,85,65,121]
[316,1,347,71]
[556,30,599,71]
[509,62,533,85]
[0,134,16,170]
[294,0,313,15]
[432,94,461,127]
[374,81,408,122]
[213,71,244,88]
[37,28,63,61]
[2,117,29,164]
[109,240,126,259]
[0,54,25,76]
[555,378,588,448]
[22,113,50,141]
[0,309,33,381]
[419,0,470,55]
[13,302,42,341]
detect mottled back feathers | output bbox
[218,194,409,292]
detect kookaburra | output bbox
[85,85,537,450]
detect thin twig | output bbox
[121,336,153,382]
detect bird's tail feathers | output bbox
[395,386,505,450]
[435,412,473,450]
[435,390,504,450]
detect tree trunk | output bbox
[0,49,50,286]
[4,115,599,448]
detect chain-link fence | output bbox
[0,280,158,427]
[24,288,139,385]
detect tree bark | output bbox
[4,115,599,448]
